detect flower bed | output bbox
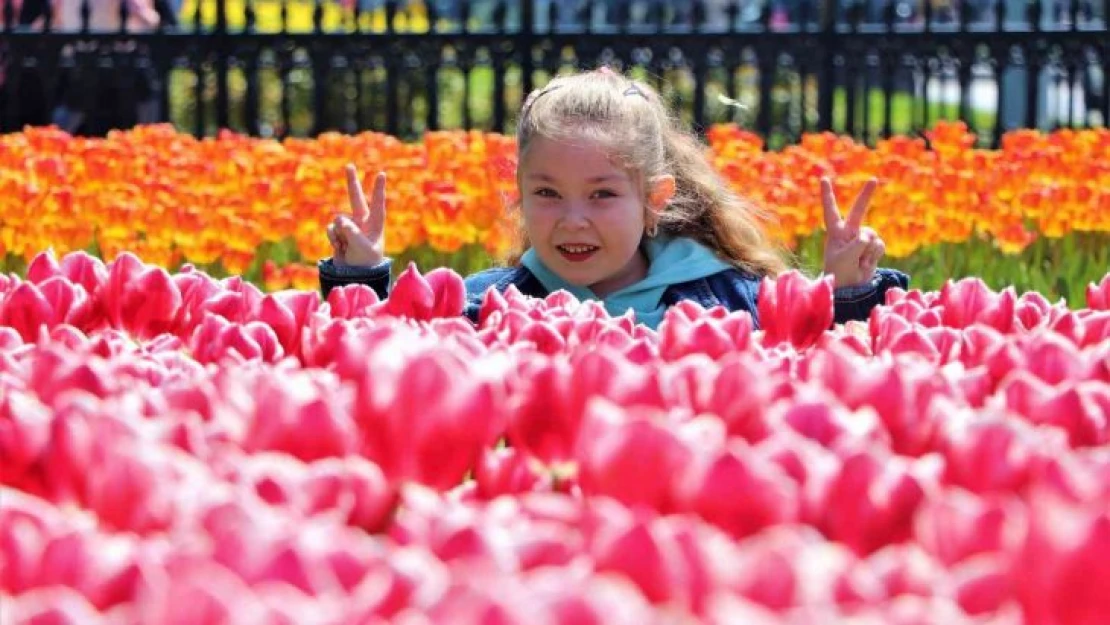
[2,122,1108,301]
[2,250,1109,624]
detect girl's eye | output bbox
[534,188,559,198]
[592,189,618,199]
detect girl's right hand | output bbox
[327,164,387,268]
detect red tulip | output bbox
[519,320,568,355]
[0,392,51,491]
[757,271,835,350]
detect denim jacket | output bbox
[317,259,910,329]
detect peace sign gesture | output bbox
[821,177,887,288]
[326,164,387,268]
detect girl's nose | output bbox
[559,203,590,229]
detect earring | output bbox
[645,223,658,238]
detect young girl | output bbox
[319,67,909,329]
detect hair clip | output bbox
[623,83,648,100]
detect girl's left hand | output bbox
[820,177,887,288]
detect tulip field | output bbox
[1,121,1109,302]
[2,120,1110,624]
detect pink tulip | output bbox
[575,400,692,512]
[355,349,498,490]
[474,447,553,500]
[258,290,319,360]
[131,557,265,625]
[675,441,799,540]
[327,283,380,319]
[1087,274,1110,310]
[200,276,263,324]
[590,518,683,606]
[1021,332,1088,386]
[381,263,436,319]
[0,392,52,490]
[757,271,835,350]
[810,451,934,555]
[951,554,1014,616]
[302,457,397,533]
[940,279,1016,333]
[914,487,1023,566]
[243,374,358,461]
[1,282,55,342]
[59,251,108,296]
[25,250,63,284]
[508,349,664,464]
[940,414,1054,493]
[1079,311,1110,348]
[425,267,467,318]
[1014,290,1054,331]
[1015,491,1110,625]
[8,586,107,625]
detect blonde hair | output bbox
[504,67,791,278]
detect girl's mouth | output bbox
[556,244,599,262]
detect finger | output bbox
[326,223,346,254]
[845,178,878,234]
[332,216,349,244]
[844,235,870,260]
[821,177,842,233]
[865,238,886,269]
[366,171,387,241]
[859,240,881,267]
[346,164,370,225]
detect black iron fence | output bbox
[2,0,1108,147]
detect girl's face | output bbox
[520,136,668,298]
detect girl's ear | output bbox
[646,175,676,216]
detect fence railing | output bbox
[2,0,1108,147]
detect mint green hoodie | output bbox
[520,235,736,329]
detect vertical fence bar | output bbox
[215,0,230,130]
[520,0,535,97]
[818,0,840,131]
